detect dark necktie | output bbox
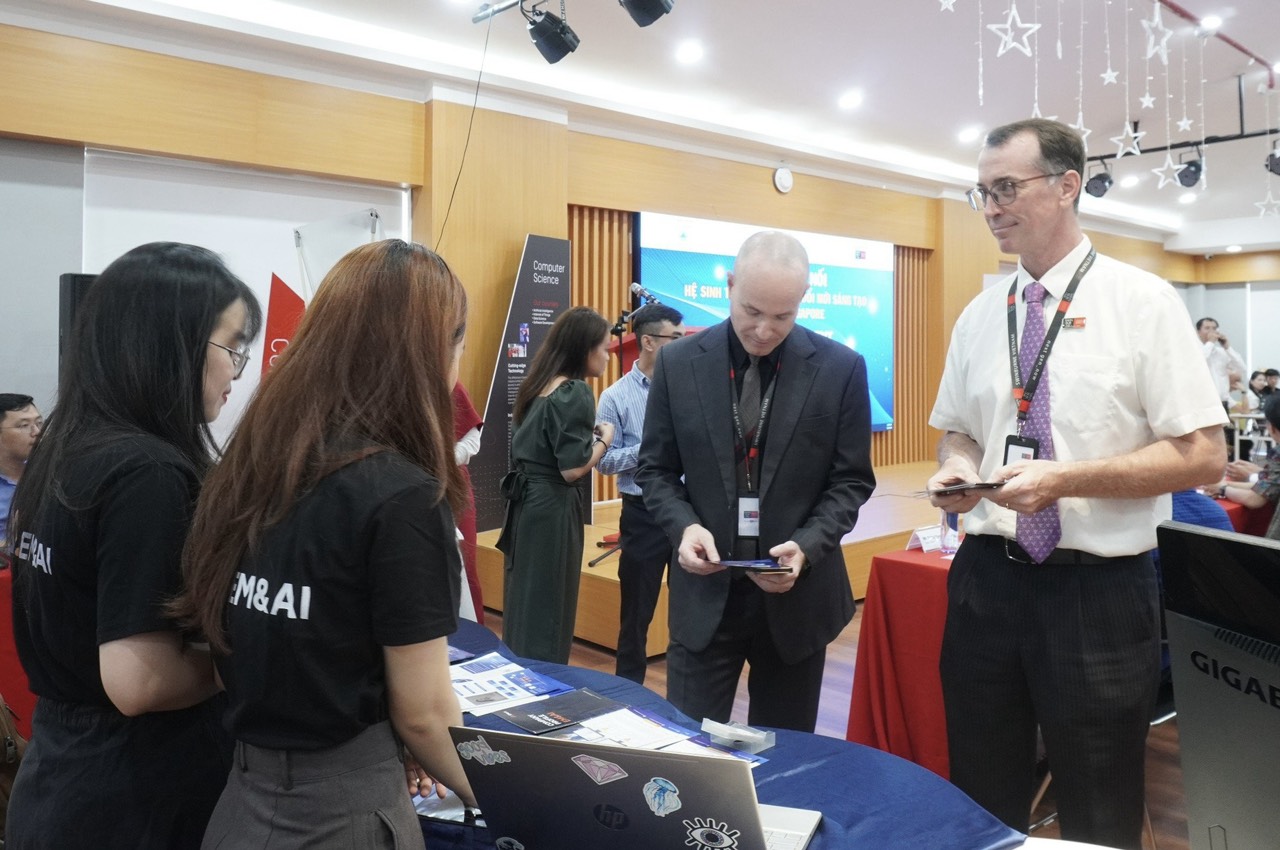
[1016,282,1062,563]
[740,355,762,437]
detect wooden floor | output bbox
[482,607,1191,850]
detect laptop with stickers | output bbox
[448,726,822,850]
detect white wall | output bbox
[0,139,84,410]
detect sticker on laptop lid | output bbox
[643,777,682,817]
[684,817,740,849]
[494,838,524,850]
[455,735,511,766]
[571,753,628,785]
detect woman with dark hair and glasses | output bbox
[172,240,476,847]
[7,242,262,849]
[498,305,614,663]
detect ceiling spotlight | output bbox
[526,5,579,63]
[1085,165,1113,198]
[619,0,672,27]
[1177,154,1203,188]
[1268,148,1280,177]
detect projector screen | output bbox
[637,212,896,432]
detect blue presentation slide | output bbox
[638,214,895,431]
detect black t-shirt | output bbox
[218,451,460,750]
[12,434,200,706]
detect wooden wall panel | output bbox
[1193,252,1280,283]
[568,206,632,503]
[568,133,939,252]
[0,24,423,186]
[871,247,934,467]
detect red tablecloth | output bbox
[1220,499,1275,537]
[846,548,951,779]
[1,569,35,738]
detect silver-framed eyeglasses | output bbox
[208,340,252,379]
[1,418,43,434]
[966,172,1067,211]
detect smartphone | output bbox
[929,481,1002,496]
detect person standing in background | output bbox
[7,243,261,849]
[596,303,685,684]
[637,231,875,732]
[0,394,42,554]
[453,382,485,623]
[1197,317,1246,405]
[929,119,1225,849]
[498,306,614,663]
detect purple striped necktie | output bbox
[1016,281,1062,563]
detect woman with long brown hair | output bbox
[173,239,475,847]
[497,305,613,663]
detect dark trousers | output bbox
[939,534,1160,850]
[615,494,670,684]
[666,577,826,732]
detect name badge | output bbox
[737,495,761,538]
[1004,434,1039,465]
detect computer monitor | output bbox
[1156,520,1280,850]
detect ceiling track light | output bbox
[619,0,673,27]
[1268,144,1280,178]
[1085,163,1113,198]
[523,0,578,64]
[1177,147,1204,188]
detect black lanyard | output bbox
[1006,248,1096,426]
[729,359,779,493]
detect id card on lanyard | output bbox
[730,359,779,540]
[1004,248,1095,458]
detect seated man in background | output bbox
[0,393,43,554]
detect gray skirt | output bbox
[202,721,421,849]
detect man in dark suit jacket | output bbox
[636,231,875,732]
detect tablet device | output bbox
[929,481,1002,496]
[710,558,788,571]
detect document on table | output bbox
[449,652,572,715]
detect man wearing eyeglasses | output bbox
[1,393,43,552]
[596,303,685,684]
[927,119,1225,850]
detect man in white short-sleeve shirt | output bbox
[927,119,1226,850]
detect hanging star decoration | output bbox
[1069,113,1092,149]
[1031,102,1058,121]
[1140,91,1156,109]
[1110,123,1145,158]
[1141,2,1173,66]
[1258,190,1280,218]
[1177,116,1193,133]
[1151,153,1181,189]
[987,1,1041,58]
[1100,68,1119,85]
[939,0,957,10]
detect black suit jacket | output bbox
[636,321,875,664]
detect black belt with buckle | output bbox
[1002,537,1116,566]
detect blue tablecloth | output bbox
[424,620,1024,850]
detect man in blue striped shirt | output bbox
[597,303,685,683]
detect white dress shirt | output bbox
[930,238,1227,556]
[1202,340,1247,402]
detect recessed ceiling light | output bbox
[837,89,864,110]
[957,125,983,144]
[1178,191,1197,204]
[1199,15,1223,31]
[675,40,704,65]
[1226,245,1243,253]
[1119,174,1141,188]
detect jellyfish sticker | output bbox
[643,776,682,817]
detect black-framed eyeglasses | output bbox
[644,333,686,341]
[208,340,252,379]
[966,172,1067,211]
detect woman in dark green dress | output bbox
[498,306,614,662]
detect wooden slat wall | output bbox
[871,246,934,467]
[569,205,632,503]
